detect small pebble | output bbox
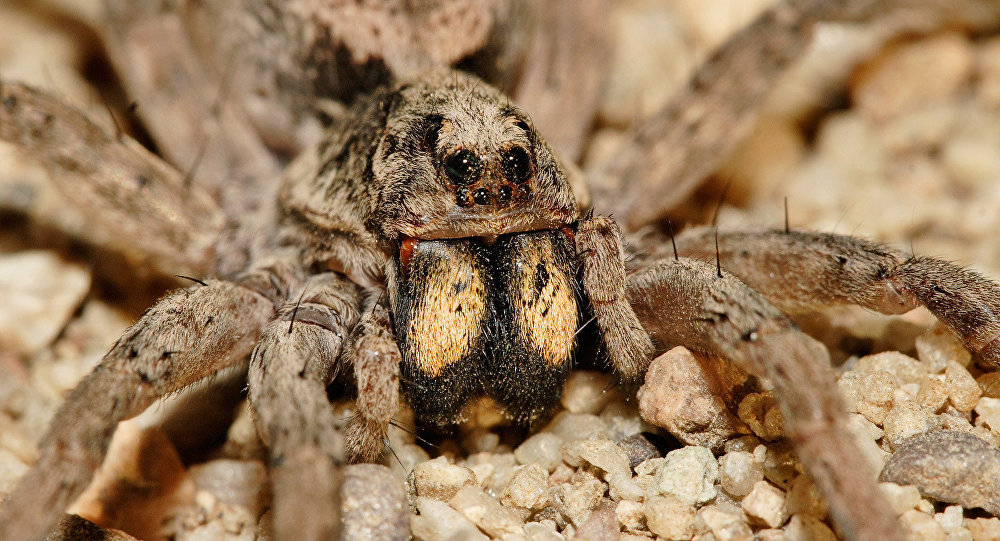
[189,459,268,517]
[901,509,946,541]
[617,433,661,470]
[851,370,896,425]
[542,413,609,443]
[853,33,974,121]
[0,250,90,355]
[553,470,605,526]
[935,505,964,533]
[758,528,789,541]
[649,446,718,506]
[0,447,28,494]
[945,361,982,413]
[784,513,837,541]
[974,397,1000,437]
[501,464,550,511]
[644,495,695,541]
[977,373,1000,399]
[341,464,409,541]
[878,482,922,515]
[523,521,565,541]
[718,451,764,498]
[514,433,564,472]
[882,399,943,451]
[965,517,1000,541]
[855,352,927,387]
[881,430,1000,515]
[737,393,784,442]
[915,324,971,372]
[450,485,524,538]
[561,371,619,414]
[615,499,645,531]
[413,456,476,502]
[742,480,788,528]
[411,497,487,541]
[637,347,748,451]
[574,438,642,501]
[761,443,800,491]
[572,501,618,541]
[696,503,753,541]
[918,375,950,412]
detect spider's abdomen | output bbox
[393,230,578,427]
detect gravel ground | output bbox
[2,1,1000,540]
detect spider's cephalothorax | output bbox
[282,71,589,427]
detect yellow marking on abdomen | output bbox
[406,244,488,377]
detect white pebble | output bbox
[501,464,550,511]
[856,352,927,386]
[450,485,525,538]
[542,412,609,443]
[644,495,695,540]
[574,439,642,500]
[696,503,753,541]
[649,446,718,506]
[412,457,476,502]
[718,451,764,498]
[561,371,619,414]
[742,480,788,528]
[412,497,488,541]
[935,506,964,533]
[882,400,943,451]
[554,471,606,527]
[0,250,90,355]
[974,397,1000,436]
[514,433,564,472]
[902,509,946,541]
[916,324,971,372]
[946,361,982,413]
[878,482,921,515]
[523,521,565,541]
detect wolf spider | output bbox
[2,1,1000,540]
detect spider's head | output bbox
[365,71,582,246]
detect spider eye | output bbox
[502,146,533,185]
[444,149,482,186]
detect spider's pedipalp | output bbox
[345,302,401,464]
[627,257,903,541]
[248,272,362,541]
[0,81,225,276]
[674,229,1000,366]
[0,280,273,541]
[577,215,655,387]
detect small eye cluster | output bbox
[445,146,534,208]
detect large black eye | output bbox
[501,146,533,185]
[444,149,482,186]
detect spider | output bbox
[1,1,1000,541]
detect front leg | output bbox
[345,300,401,463]
[248,273,361,541]
[628,257,902,541]
[675,228,1000,366]
[577,215,655,386]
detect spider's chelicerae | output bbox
[2,1,1000,540]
